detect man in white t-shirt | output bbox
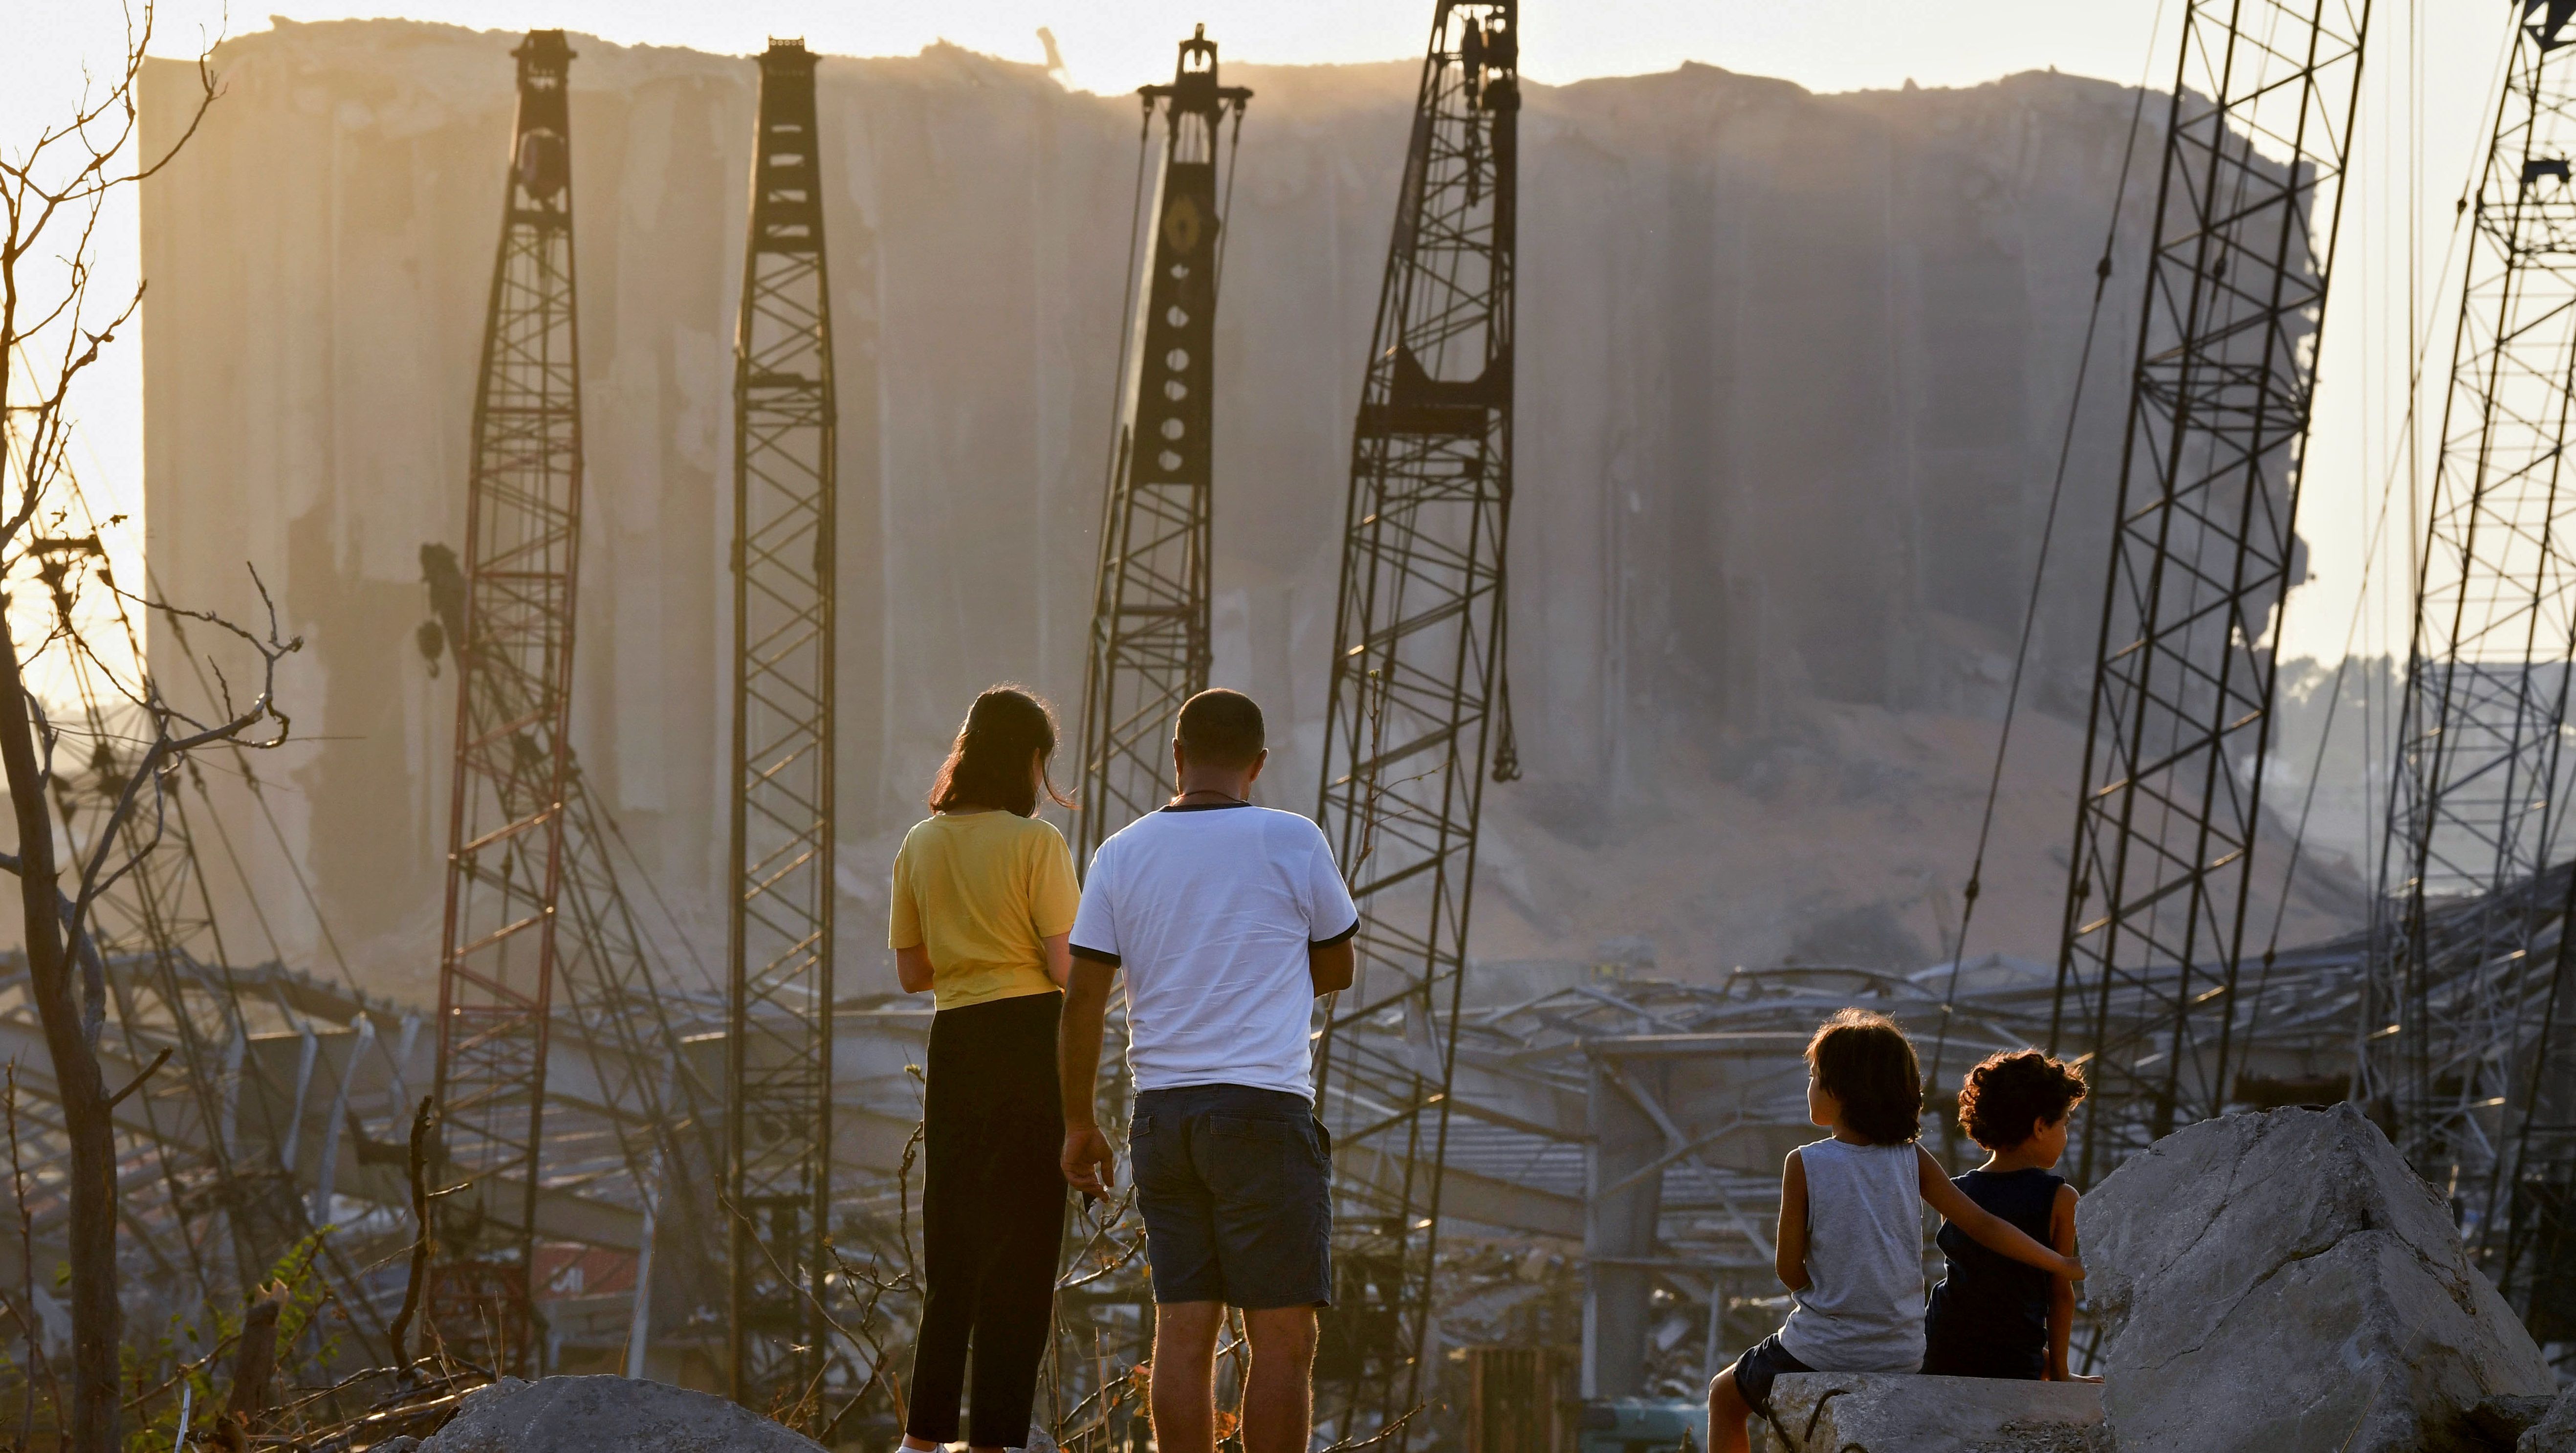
[1060,688,1358,1453]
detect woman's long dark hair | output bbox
[929,685,1074,817]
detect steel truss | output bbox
[1072,27,1249,865]
[2376,1,2576,1318]
[1309,3,1518,1442]
[11,496,314,1302]
[2049,0,2369,1182]
[85,766,309,1291]
[428,28,583,1372]
[1050,36,1251,1453]
[553,771,725,1333]
[727,38,839,1414]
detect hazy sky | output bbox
[21,2,2179,101]
[0,1,2513,666]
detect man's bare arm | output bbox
[1059,958,1118,1194]
[1309,938,1355,996]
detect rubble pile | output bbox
[2518,1388,2576,1452]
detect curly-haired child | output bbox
[1708,1011,2083,1453]
[1920,1048,2094,1382]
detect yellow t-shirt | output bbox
[888,811,1081,1011]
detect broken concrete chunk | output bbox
[2519,1386,2576,1453]
[1752,1372,2104,1452]
[418,1375,826,1452]
[2079,1104,2553,1453]
[2469,1392,2556,1449]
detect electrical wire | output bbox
[1921,0,2169,1096]
[2238,0,2514,1060]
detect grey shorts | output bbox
[1130,1083,1334,1309]
[1729,1333,1813,1414]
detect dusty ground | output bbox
[1468,697,2366,982]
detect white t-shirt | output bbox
[1070,802,1361,1100]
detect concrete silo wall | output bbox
[136,21,2354,1001]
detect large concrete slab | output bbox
[2082,1105,2553,1453]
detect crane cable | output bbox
[2240,0,2503,1063]
[1921,0,2170,1097]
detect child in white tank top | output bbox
[1706,1010,2085,1453]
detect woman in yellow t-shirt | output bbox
[891,685,1080,1453]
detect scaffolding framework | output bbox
[1072,28,1248,866]
[2376,1,2576,1314]
[553,769,726,1319]
[2050,0,2368,1181]
[1310,2,1517,1442]
[427,27,582,1372]
[727,38,839,1413]
[92,785,310,1292]
[14,520,314,1301]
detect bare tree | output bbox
[0,8,281,1450]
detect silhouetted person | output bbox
[892,686,1079,1453]
[1059,689,1358,1453]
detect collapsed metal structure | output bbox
[7,437,334,1313]
[2051,0,2369,1182]
[727,37,840,1411]
[1310,1,1519,1441]
[1461,950,2371,1398]
[1072,26,1248,869]
[2375,0,2576,1325]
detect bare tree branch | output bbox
[0,6,238,1448]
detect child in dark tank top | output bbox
[1921,1049,2097,1382]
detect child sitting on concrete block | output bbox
[1707,1010,2084,1453]
[1920,1049,2096,1384]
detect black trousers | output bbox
[906,990,1068,1448]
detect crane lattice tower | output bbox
[1309,3,1520,1444]
[1073,27,1249,867]
[2375,0,2576,1328]
[727,37,841,1414]
[426,27,584,1373]
[2049,0,2369,1181]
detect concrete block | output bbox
[2080,1105,2553,1453]
[1751,1372,2104,1452]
